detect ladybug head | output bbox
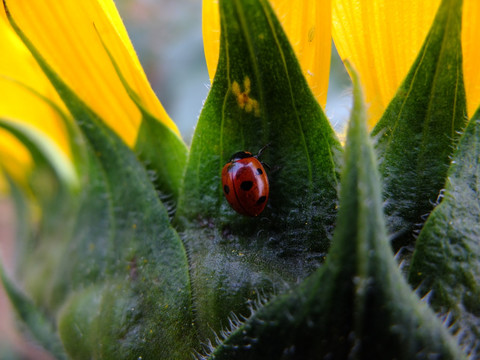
[229,151,253,162]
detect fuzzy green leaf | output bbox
[59,282,196,359]
[176,0,341,340]
[408,111,480,355]
[53,86,195,358]
[372,0,467,249]
[3,3,197,357]
[208,63,465,360]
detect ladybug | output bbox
[221,147,269,217]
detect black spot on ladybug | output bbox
[256,168,263,175]
[240,181,253,191]
[223,184,230,194]
[256,196,266,205]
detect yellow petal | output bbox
[202,0,220,84]
[462,0,480,117]
[0,131,32,191]
[0,10,69,188]
[202,0,331,108]
[332,0,441,127]
[4,0,179,147]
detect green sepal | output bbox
[408,110,480,353]
[0,120,78,312]
[53,142,198,356]
[176,0,341,340]
[372,0,467,249]
[4,3,197,357]
[134,113,188,206]
[0,80,86,300]
[178,0,341,231]
[209,62,465,360]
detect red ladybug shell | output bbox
[221,151,269,217]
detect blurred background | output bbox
[0,0,351,358]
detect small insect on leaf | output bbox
[221,147,269,217]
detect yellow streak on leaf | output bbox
[232,77,260,117]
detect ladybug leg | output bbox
[255,143,271,159]
[256,143,274,171]
[268,164,282,175]
[261,161,271,170]
[255,144,277,173]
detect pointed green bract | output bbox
[94,29,188,203]
[176,0,341,340]
[372,0,467,249]
[3,3,197,357]
[409,110,480,354]
[208,63,464,360]
[135,113,188,204]
[179,0,340,228]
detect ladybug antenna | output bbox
[256,143,271,158]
